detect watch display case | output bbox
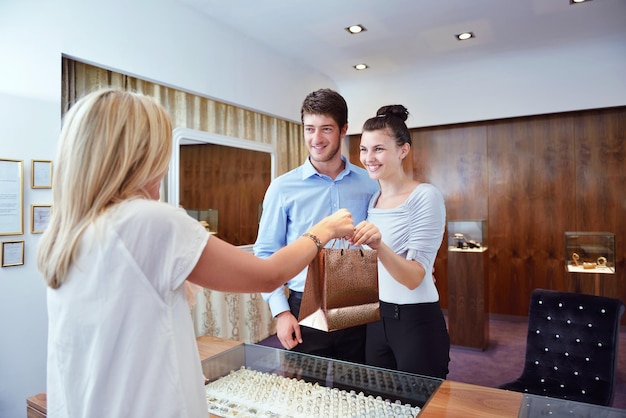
[448,219,488,252]
[565,231,616,274]
[201,343,443,417]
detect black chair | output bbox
[499,288,624,406]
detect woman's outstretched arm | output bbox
[187,208,354,292]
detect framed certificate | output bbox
[31,204,52,234]
[32,159,52,189]
[0,159,24,235]
[2,240,24,267]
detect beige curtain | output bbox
[62,57,306,343]
[191,284,278,343]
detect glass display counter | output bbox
[518,394,626,417]
[201,343,443,417]
[448,219,488,252]
[565,232,616,274]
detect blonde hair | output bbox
[38,88,173,288]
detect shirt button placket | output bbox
[330,182,339,210]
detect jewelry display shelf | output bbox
[448,219,488,252]
[565,231,616,296]
[565,231,616,274]
[447,220,489,350]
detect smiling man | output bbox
[253,88,378,363]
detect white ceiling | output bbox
[177,0,626,85]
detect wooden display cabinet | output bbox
[447,220,489,350]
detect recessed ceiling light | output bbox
[354,64,368,70]
[455,32,475,41]
[570,0,591,4]
[345,24,367,34]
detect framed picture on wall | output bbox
[0,158,24,235]
[32,159,52,189]
[1,240,24,267]
[31,204,52,234]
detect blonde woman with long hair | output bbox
[38,88,354,418]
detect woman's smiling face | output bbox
[359,129,404,180]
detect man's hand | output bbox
[276,311,303,350]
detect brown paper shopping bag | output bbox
[298,243,379,332]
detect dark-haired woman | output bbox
[350,105,450,379]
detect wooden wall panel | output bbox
[486,115,576,314]
[411,124,489,307]
[412,124,489,217]
[348,106,626,317]
[570,108,626,296]
[180,144,271,246]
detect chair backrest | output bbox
[516,288,624,406]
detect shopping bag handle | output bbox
[328,238,366,257]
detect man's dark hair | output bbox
[300,88,348,128]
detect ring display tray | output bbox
[201,343,442,417]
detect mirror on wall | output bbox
[168,128,276,248]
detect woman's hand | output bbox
[350,221,382,249]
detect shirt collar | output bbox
[302,154,353,180]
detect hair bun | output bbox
[376,105,408,122]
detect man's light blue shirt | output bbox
[253,155,379,317]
